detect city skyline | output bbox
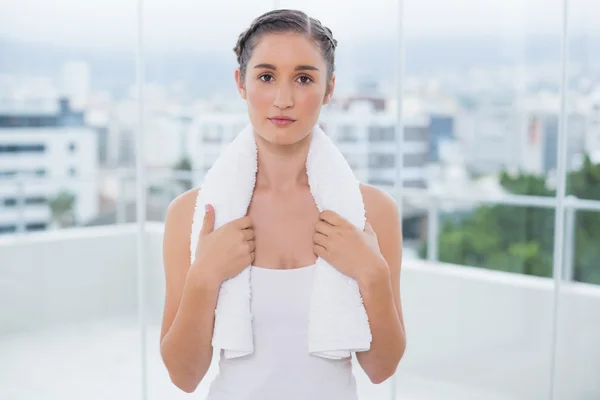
[2,33,599,101]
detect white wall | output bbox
[0,225,598,399]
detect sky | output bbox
[1,0,598,52]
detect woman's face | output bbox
[235,32,334,145]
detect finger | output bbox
[315,220,335,236]
[247,239,255,253]
[313,244,327,258]
[319,210,344,227]
[313,232,328,247]
[235,216,253,230]
[200,204,215,236]
[242,228,255,241]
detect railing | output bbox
[2,168,599,283]
[397,186,600,282]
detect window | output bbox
[368,178,394,187]
[368,126,394,142]
[403,153,429,167]
[1,2,597,400]
[0,144,46,153]
[404,126,428,142]
[3,197,47,206]
[368,153,395,168]
[25,197,47,205]
[0,224,16,234]
[0,171,18,178]
[403,179,426,189]
[0,169,47,178]
[26,222,47,231]
[3,198,17,207]
[337,125,357,142]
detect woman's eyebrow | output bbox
[253,63,319,72]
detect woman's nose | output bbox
[273,84,294,109]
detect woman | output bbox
[160,9,406,399]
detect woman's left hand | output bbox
[313,210,387,283]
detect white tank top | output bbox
[205,264,359,400]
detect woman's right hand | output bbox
[191,204,255,285]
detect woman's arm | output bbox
[355,184,406,384]
[159,188,220,393]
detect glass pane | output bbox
[437,202,555,279]
[400,202,555,399]
[554,209,600,399]
[0,0,140,398]
[572,208,600,286]
[401,0,565,394]
[563,206,600,287]
[555,1,600,398]
[404,0,562,196]
[398,192,428,261]
[566,0,600,201]
[141,1,273,398]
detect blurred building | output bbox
[323,99,429,190]
[456,94,588,177]
[185,97,430,192]
[0,98,98,234]
[110,92,195,170]
[429,114,455,162]
[534,113,587,173]
[186,112,250,182]
[458,99,525,175]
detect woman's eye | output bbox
[258,74,312,84]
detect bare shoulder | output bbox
[163,186,201,251]
[359,183,402,267]
[165,186,201,224]
[359,183,400,228]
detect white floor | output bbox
[0,317,513,400]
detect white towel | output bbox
[190,123,372,359]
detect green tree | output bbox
[567,155,600,284]
[421,155,600,285]
[49,191,76,228]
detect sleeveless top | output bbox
[205,264,359,400]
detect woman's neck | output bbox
[254,131,311,192]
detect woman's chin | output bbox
[257,129,303,146]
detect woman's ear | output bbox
[234,68,247,100]
[323,75,336,105]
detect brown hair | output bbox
[233,9,337,88]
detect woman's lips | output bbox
[269,118,295,127]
